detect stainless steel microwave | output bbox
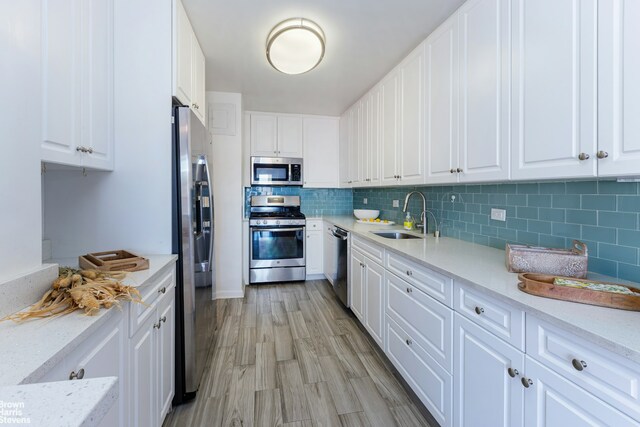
[250,157,303,186]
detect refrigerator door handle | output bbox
[202,155,214,271]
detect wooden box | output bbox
[79,250,149,272]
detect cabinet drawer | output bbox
[386,272,453,373]
[130,269,176,337]
[527,315,640,421]
[351,235,384,264]
[306,220,323,230]
[386,252,453,307]
[454,281,524,350]
[386,316,452,427]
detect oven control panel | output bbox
[249,219,306,226]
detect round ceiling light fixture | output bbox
[266,18,325,75]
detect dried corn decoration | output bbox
[2,267,143,322]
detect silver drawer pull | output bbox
[571,359,587,371]
[474,306,484,315]
[69,368,85,380]
[153,321,161,329]
[406,270,412,276]
[160,316,167,323]
[405,338,412,346]
[521,377,533,388]
[507,367,519,378]
[406,287,412,293]
[158,286,167,294]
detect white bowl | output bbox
[353,209,380,220]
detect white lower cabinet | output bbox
[349,247,385,348]
[454,314,524,427]
[386,316,453,427]
[306,220,324,276]
[129,285,176,427]
[524,356,638,427]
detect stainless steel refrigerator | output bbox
[171,105,215,404]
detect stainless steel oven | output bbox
[249,195,306,283]
[251,156,303,186]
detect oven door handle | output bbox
[251,227,305,233]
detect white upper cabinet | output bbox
[41,0,114,171]
[339,111,351,187]
[367,87,381,186]
[173,0,206,125]
[398,43,425,185]
[511,0,598,180]
[457,0,510,182]
[303,117,339,188]
[381,72,399,185]
[598,0,640,177]
[425,15,459,184]
[348,103,363,185]
[249,113,303,158]
[277,116,304,157]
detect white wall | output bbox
[207,92,244,298]
[0,1,43,282]
[43,0,173,258]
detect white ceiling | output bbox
[183,0,465,116]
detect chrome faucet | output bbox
[402,191,427,235]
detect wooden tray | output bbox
[79,250,149,272]
[518,273,640,311]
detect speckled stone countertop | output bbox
[0,254,177,386]
[0,377,118,427]
[321,215,640,364]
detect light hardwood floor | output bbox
[163,280,431,427]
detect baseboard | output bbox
[305,274,326,280]
[213,288,244,299]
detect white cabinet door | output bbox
[598,0,640,177]
[364,259,385,348]
[511,0,597,180]
[350,249,365,321]
[305,230,323,276]
[303,117,339,188]
[192,38,206,125]
[130,313,157,427]
[381,72,399,185]
[175,0,193,107]
[348,104,363,185]
[339,111,351,187]
[41,0,82,167]
[524,357,638,427]
[425,15,459,184]
[81,0,114,171]
[250,113,278,156]
[454,314,524,427]
[277,116,303,158]
[458,0,510,182]
[158,288,175,422]
[399,43,425,185]
[361,96,371,184]
[368,87,381,186]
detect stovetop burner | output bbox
[250,211,306,219]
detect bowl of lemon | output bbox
[353,209,380,220]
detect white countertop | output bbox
[0,254,177,386]
[0,377,118,427]
[321,215,640,363]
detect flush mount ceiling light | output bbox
[266,18,325,75]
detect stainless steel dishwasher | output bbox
[325,225,349,307]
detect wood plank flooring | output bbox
[163,280,431,427]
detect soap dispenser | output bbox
[403,212,414,230]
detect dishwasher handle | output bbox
[332,228,349,240]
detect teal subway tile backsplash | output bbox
[353,180,640,281]
[244,186,353,218]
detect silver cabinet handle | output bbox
[578,153,590,161]
[507,367,519,378]
[597,151,609,159]
[474,306,484,315]
[456,168,463,173]
[406,287,412,293]
[76,146,86,153]
[521,377,533,388]
[69,368,85,380]
[86,147,93,154]
[153,321,162,329]
[160,315,167,323]
[406,270,412,276]
[571,359,587,371]
[450,169,456,174]
[405,338,412,346]
[158,286,166,294]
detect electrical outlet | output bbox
[363,198,368,205]
[392,200,400,208]
[491,208,507,222]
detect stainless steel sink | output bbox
[372,231,423,240]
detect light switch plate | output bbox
[393,200,399,208]
[491,208,507,222]
[363,198,368,205]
